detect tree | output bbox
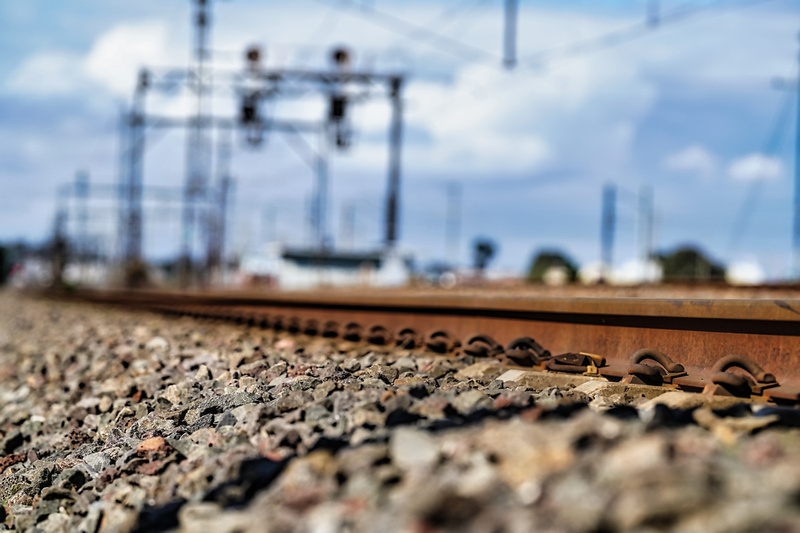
[527,250,578,283]
[0,245,7,285]
[473,238,497,273]
[658,246,725,281]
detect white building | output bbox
[239,243,411,290]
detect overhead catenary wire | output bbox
[517,0,782,67]
[727,88,794,253]
[386,0,485,50]
[303,0,780,75]
[463,0,783,100]
[302,0,500,63]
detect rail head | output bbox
[68,288,800,324]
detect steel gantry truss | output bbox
[117,0,406,287]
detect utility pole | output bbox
[206,127,232,283]
[75,171,90,264]
[637,184,654,280]
[385,76,404,248]
[600,183,616,283]
[262,206,277,245]
[445,182,462,265]
[75,171,90,282]
[119,69,148,273]
[340,201,356,250]
[503,0,518,69]
[794,34,800,279]
[775,33,800,279]
[51,207,68,288]
[647,0,660,27]
[312,125,330,251]
[116,5,406,280]
[180,0,214,287]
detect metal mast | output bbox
[75,170,90,264]
[503,0,518,69]
[600,183,616,282]
[119,69,148,269]
[385,76,404,247]
[207,127,232,282]
[180,0,214,286]
[637,184,654,279]
[793,33,800,279]
[446,181,462,265]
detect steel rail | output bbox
[64,289,800,404]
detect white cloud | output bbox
[6,21,173,98]
[2,1,797,270]
[727,153,782,181]
[726,259,766,285]
[84,21,173,97]
[6,51,86,95]
[343,49,656,178]
[663,145,717,178]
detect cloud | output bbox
[6,21,172,98]
[663,145,717,178]
[5,52,86,96]
[84,21,172,97]
[1,1,797,274]
[344,50,656,179]
[727,153,783,182]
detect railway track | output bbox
[64,288,800,405]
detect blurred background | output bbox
[1,0,799,290]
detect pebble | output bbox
[1,292,800,532]
[389,427,439,470]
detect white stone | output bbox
[390,427,439,471]
[497,369,527,383]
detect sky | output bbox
[1,0,799,278]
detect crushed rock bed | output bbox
[0,292,800,532]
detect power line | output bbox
[303,0,499,63]
[465,0,782,100]
[727,88,794,253]
[303,4,345,49]
[387,0,484,49]
[518,0,781,67]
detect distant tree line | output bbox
[656,246,725,282]
[0,241,50,286]
[526,245,725,283]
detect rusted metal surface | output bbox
[63,288,800,403]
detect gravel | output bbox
[1,291,800,532]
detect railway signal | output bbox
[117,0,407,287]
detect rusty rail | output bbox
[63,289,800,404]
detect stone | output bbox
[390,427,439,471]
[186,414,216,435]
[313,380,337,401]
[341,359,361,372]
[425,360,455,379]
[137,436,172,455]
[455,362,504,382]
[145,336,170,352]
[640,390,753,411]
[83,452,111,473]
[366,364,398,384]
[496,369,527,383]
[391,357,417,375]
[99,396,113,413]
[195,364,212,381]
[215,411,237,430]
[450,390,492,414]
[276,390,313,413]
[347,406,386,430]
[304,404,330,423]
[53,468,87,490]
[2,429,24,454]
